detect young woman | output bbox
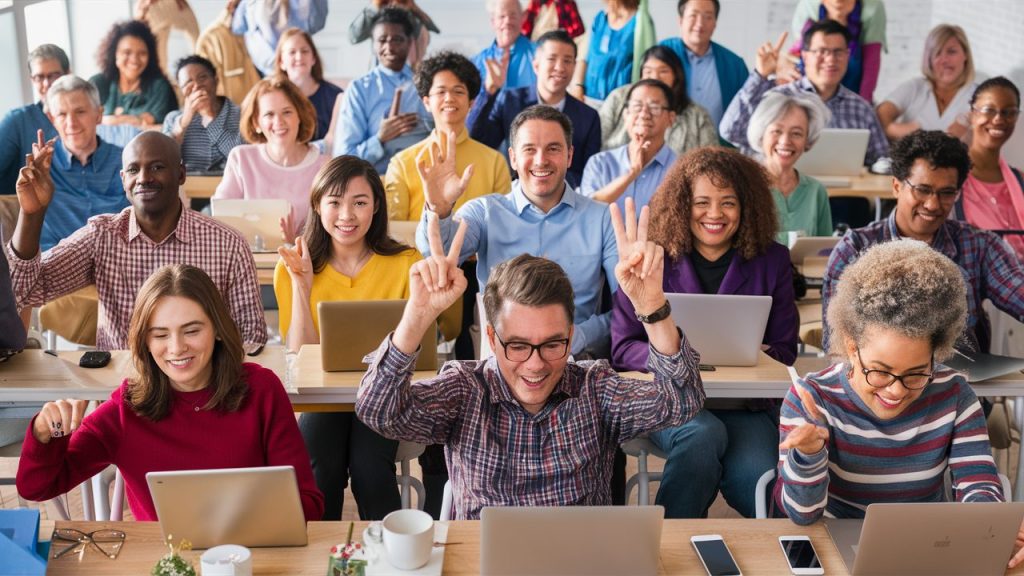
[16,264,323,522]
[612,147,798,519]
[89,19,177,126]
[214,76,327,243]
[273,28,343,141]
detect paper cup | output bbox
[200,544,252,576]
[382,509,434,570]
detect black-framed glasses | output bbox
[626,100,668,117]
[50,528,126,560]
[971,106,1020,121]
[902,179,961,203]
[31,71,63,84]
[493,330,570,362]
[855,348,934,390]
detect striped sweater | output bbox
[776,362,1002,525]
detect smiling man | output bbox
[7,131,266,352]
[822,130,1024,354]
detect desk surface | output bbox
[181,175,220,199]
[824,172,892,200]
[42,518,884,575]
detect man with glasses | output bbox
[358,213,705,519]
[581,79,676,210]
[821,130,1024,355]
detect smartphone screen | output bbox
[781,538,821,570]
[693,538,741,576]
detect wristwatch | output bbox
[635,300,671,324]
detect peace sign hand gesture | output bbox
[779,384,830,455]
[16,129,57,215]
[415,130,474,219]
[610,198,665,316]
[755,31,789,79]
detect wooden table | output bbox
[253,252,279,286]
[181,175,221,200]
[824,172,892,220]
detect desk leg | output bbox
[874,198,882,221]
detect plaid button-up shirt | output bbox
[8,202,267,352]
[357,333,706,520]
[521,0,585,39]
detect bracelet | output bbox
[635,300,671,324]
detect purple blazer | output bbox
[611,242,799,371]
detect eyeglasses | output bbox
[855,348,934,391]
[428,87,469,99]
[50,528,126,560]
[803,47,850,60]
[971,106,1020,121]
[626,100,669,117]
[902,179,961,203]
[31,71,63,84]
[493,330,570,362]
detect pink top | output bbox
[16,363,324,522]
[962,158,1024,259]
[214,144,328,240]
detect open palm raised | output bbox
[415,130,474,218]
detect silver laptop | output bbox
[317,300,438,372]
[944,352,1024,383]
[666,293,772,366]
[146,466,308,549]
[210,198,290,252]
[825,502,1024,576]
[795,128,871,185]
[787,236,839,266]
[480,506,663,576]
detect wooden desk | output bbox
[44,518,868,575]
[181,175,221,199]
[622,352,795,398]
[825,172,892,221]
[253,251,279,286]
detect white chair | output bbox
[621,437,667,506]
[439,480,454,520]
[396,441,426,510]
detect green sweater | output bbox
[772,172,833,244]
[89,73,177,123]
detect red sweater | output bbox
[17,363,324,521]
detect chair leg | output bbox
[637,449,649,506]
[399,458,412,509]
[110,469,125,521]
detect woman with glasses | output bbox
[958,77,1024,259]
[611,147,798,519]
[16,264,324,522]
[777,240,1004,526]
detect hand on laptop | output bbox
[416,130,475,219]
[32,398,89,444]
[779,384,829,455]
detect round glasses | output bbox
[855,348,934,390]
[493,330,569,362]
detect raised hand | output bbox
[415,130,474,218]
[610,198,665,316]
[408,213,468,319]
[32,398,89,444]
[779,385,830,455]
[627,133,652,179]
[278,235,314,292]
[755,31,788,79]
[16,130,56,215]
[484,49,510,95]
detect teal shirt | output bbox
[89,73,178,123]
[772,172,832,244]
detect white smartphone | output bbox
[779,535,824,575]
[691,534,742,576]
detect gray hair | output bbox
[27,44,70,73]
[46,75,101,111]
[487,0,522,15]
[747,91,830,155]
[826,240,967,363]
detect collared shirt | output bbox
[231,0,329,75]
[162,98,243,173]
[417,182,619,355]
[720,74,889,164]
[0,102,58,196]
[331,64,431,174]
[580,143,676,210]
[355,333,705,519]
[686,44,725,127]
[471,35,537,93]
[43,138,128,252]
[821,214,1024,352]
[7,202,267,351]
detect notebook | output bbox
[795,128,871,185]
[210,198,290,252]
[317,300,438,372]
[665,293,773,366]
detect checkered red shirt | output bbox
[7,202,267,352]
[521,0,585,39]
[356,333,705,520]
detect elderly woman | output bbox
[273,28,343,141]
[612,147,798,519]
[89,20,177,126]
[747,91,833,244]
[162,55,243,173]
[877,24,976,141]
[599,46,717,155]
[777,240,1003,525]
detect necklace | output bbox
[333,247,373,278]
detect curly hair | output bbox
[413,50,481,100]
[649,147,778,261]
[890,130,971,189]
[826,240,967,362]
[239,76,317,144]
[95,20,164,85]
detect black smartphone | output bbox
[699,364,717,372]
[79,350,111,369]
[691,535,742,576]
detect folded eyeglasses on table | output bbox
[50,527,126,560]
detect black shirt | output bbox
[690,247,736,294]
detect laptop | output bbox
[317,300,438,372]
[146,466,307,549]
[787,236,839,266]
[944,351,1024,383]
[480,506,664,576]
[825,502,1024,576]
[210,198,290,252]
[666,293,772,366]
[795,128,871,186]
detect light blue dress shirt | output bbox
[231,0,329,75]
[471,35,537,92]
[416,182,619,356]
[331,64,432,173]
[44,138,128,251]
[686,46,724,127]
[580,143,676,210]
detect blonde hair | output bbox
[922,24,974,89]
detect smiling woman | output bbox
[88,20,177,126]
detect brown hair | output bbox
[649,147,778,261]
[239,76,317,144]
[273,28,324,83]
[303,155,411,273]
[126,264,247,421]
[483,254,575,331]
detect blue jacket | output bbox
[660,39,748,124]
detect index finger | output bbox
[608,202,627,254]
[70,399,88,432]
[390,89,402,117]
[447,218,468,262]
[36,128,45,149]
[774,31,789,53]
[636,204,650,243]
[795,384,823,423]
[624,197,637,243]
[427,211,445,257]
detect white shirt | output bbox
[883,77,978,131]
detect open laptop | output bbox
[147,466,307,549]
[795,128,871,186]
[944,351,1024,383]
[317,300,438,372]
[666,293,772,366]
[825,502,1024,576]
[480,506,663,576]
[210,198,290,252]
[787,236,839,266]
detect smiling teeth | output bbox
[703,223,724,230]
[522,376,545,383]
[167,359,190,367]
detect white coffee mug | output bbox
[382,509,434,570]
[200,544,252,576]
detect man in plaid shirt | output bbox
[357,202,706,520]
[8,131,267,353]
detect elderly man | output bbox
[9,131,267,353]
[472,0,537,98]
[359,217,705,519]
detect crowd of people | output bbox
[2,0,1024,565]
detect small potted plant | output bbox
[327,523,367,576]
[152,535,196,576]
